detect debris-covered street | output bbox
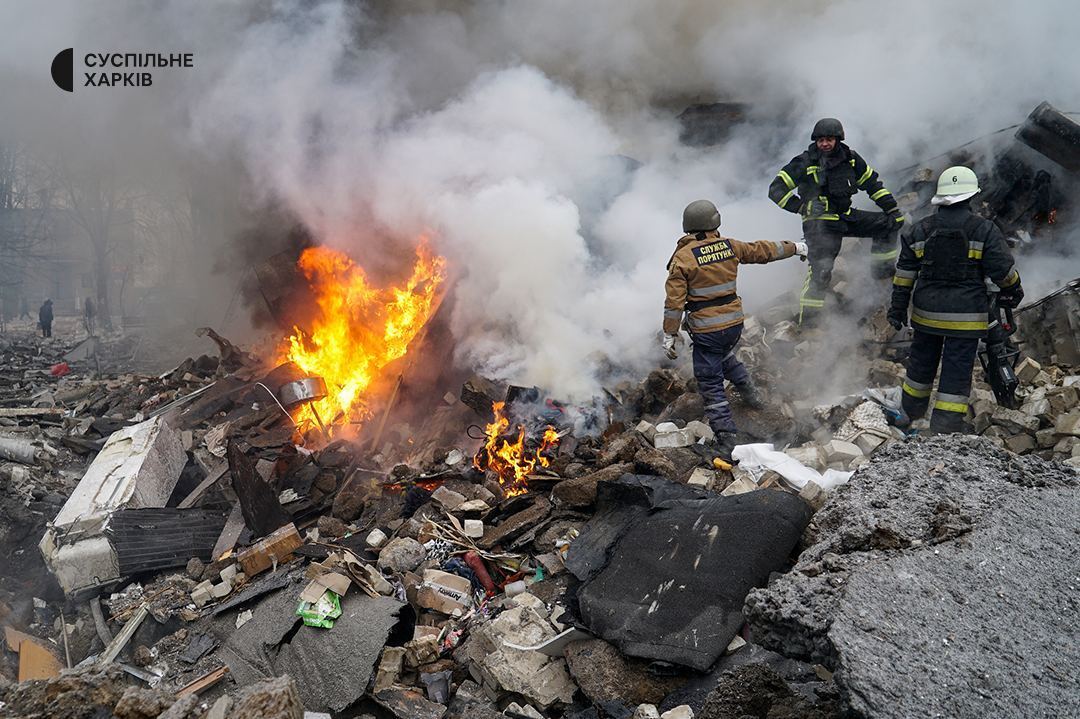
[0,3,1078,718]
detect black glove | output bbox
[998,285,1024,309]
[887,306,907,330]
[888,208,905,226]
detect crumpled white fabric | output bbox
[731,443,852,492]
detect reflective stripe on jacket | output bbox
[769,142,899,221]
[664,232,796,335]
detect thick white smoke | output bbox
[3,0,1079,397]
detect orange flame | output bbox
[473,401,559,497]
[278,239,446,431]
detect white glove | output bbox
[794,241,808,261]
[662,334,679,360]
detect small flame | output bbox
[278,239,446,431]
[473,401,559,497]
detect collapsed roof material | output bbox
[568,475,812,670]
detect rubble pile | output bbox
[0,275,1076,718]
[744,435,1078,719]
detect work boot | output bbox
[711,431,739,462]
[733,381,766,409]
[929,411,971,435]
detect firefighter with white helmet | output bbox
[889,166,1023,433]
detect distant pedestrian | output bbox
[38,299,53,338]
[18,297,30,321]
[84,296,96,336]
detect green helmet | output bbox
[811,118,844,141]
[683,200,721,233]
[932,166,980,206]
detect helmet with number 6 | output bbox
[932,166,980,206]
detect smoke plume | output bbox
[2,0,1079,398]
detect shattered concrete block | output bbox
[366,529,388,548]
[824,439,863,468]
[1020,399,1053,421]
[653,429,695,449]
[1036,428,1060,448]
[684,421,714,442]
[973,412,993,434]
[506,702,544,719]
[784,444,826,472]
[661,707,695,719]
[720,477,758,496]
[377,537,427,573]
[686,468,715,488]
[1047,385,1079,414]
[371,643,406,690]
[635,421,658,443]
[1065,457,1080,469]
[632,705,660,719]
[210,581,232,599]
[725,635,747,654]
[191,587,212,608]
[1015,357,1042,383]
[1033,371,1053,387]
[431,486,466,511]
[1004,433,1036,455]
[464,520,484,538]
[1063,375,1080,388]
[1054,411,1080,437]
[853,431,888,456]
[231,675,304,719]
[992,407,1040,434]
[1053,436,1079,455]
[654,422,680,433]
[799,481,827,511]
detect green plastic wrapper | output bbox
[296,590,342,628]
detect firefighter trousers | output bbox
[799,209,898,324]
[691,324,750,435]
[901,330,979,433]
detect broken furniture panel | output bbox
[39,416,187,595]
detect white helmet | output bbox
[931,166,980,206]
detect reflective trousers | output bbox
[691,324,750,434]
[799,209,898,324]
[901,330,979,433]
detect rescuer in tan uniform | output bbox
[664,200,806,456]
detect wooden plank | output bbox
[98,605,148,665]
[176,665,229,696]
[177,462,228,509]
[4,626,36,652]
[18,638,62,682]
[0,407,63,419]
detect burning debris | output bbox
[472,401,561,497]
[277,241,447,433]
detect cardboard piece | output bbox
[300,572,351,604]
[415,569,472,615]
[236,523,302,577]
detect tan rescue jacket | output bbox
[664,231,796,335]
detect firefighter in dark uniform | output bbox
[769,118,905,324]
[663,200,806,456]
[888,166,1023,433]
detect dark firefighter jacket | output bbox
[769,142,899,221]
[890,203,1020,338]
[665,232,797,335]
